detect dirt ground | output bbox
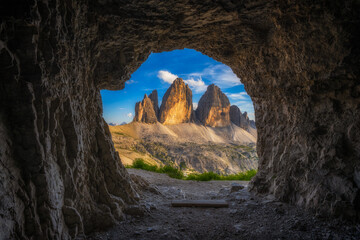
[87,169,360,240]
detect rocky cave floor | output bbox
[87,169,360,240]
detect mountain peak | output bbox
[196,84,231,127]
[149,90,159,117]
[159,77,194,124]
[133,91,158,123]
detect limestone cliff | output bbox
[159,78,194,124]
[134,93,158,123]
[196,84,231,127]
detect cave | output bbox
[1,0,359,239]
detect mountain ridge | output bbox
[133,78,256,132]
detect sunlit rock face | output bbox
[159,78,194,125]
[196,84,231,127]
[134,94,158,123]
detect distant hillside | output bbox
[109,122,258,175]
[112,122,256,144]
[110,78,258,174]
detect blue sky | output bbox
[101,49,254,125]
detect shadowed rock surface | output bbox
[134,94,158,123]
[148,90,159,118]
[230,105,256,131]
[230,105,242,127]
[159,78,194,125]
[1,0,359,239]
[89,169,360,240]
[196,84,231,127]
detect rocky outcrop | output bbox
[1,0,359,238]
[159,78,194,124]
[134,94,158,123]
[196,84,231,127]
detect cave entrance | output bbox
[101,49,258,180]
[2,1,358,239]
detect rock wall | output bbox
[1,0,359,238]
[0,1,139,239]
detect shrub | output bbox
[126,158,257,181]
[131,158,158,172]
[186,169,257,181]
[186,172,221,181]
[160,165,184,179]
[127,158,183,179]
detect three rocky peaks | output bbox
[134,78,255,130]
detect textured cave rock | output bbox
[1,0,359,238]
[134,94,158,123]
[196,84,231,127]
[159,78,194,124]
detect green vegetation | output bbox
[112,131,126,136]
[126,158,184,179]
[236,145,255,152]
[185,169,257,181]
[126,158,257,181]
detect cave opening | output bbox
[1,1,359,239]
[101,48,258,177]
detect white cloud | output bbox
[193,102,198,110]
[184,77,208,93]
[126,79,137,85]
[157,70,178,83]
[227,92,249,100]
[179,64,241,90]
[202,64,241,88]
[157,70,208,93]
[127,113,133,118]
[247,113,255,120]
[119,107,125,110]
[234,101,254,118]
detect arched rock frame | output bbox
[0,0,359,239]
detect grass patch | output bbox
[236,145,254,151]
[126,158,257,181]
[186,169,257,181]
[126,158,183,179]
[112,131,126,136]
